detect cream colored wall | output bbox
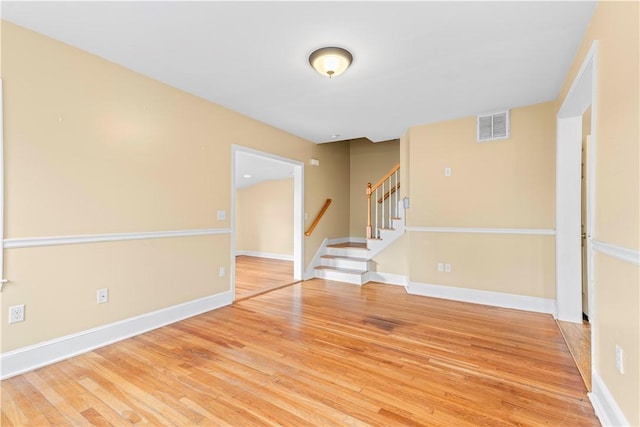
[371,235,407,276]
[557,2,639,424]
[349,139,400,238]
[408,233,555,298]
[236,179,293,257]
[403,102,556,298]
[0,22,350,352]
[3,236,229,350]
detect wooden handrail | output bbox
[305,199,332,236]
[368,163,400,194]
[378,183,400,204]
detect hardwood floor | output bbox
[234,255,294,298]
[1,280,599,426]
[557,319,592,391]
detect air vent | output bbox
[477,111,510,142]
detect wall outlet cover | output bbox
[9,304,25,323]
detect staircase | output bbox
[313,201,405,285]
[315,242,370,284]
[309,162,403,285]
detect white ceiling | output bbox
[235,151,294,189]
[3,1,597,144]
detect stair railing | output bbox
[305,198,332,236]
[366,163,400,239]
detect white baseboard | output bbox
[367,272,408,286]
[589,371,630,427]
[348,236,367,244]
[407,282,556,315]
[0,291,233,380]
[235,251,294,261]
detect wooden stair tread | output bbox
[321,255,369,262]
[327,242,368,249]
[315,266,367,275]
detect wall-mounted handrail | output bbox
[305,199,332,236]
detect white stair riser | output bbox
[326,247,369,258]
[315,268,367,285]
[321,258,370,270]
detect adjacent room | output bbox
[1,1,638,426]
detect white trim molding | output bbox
[592,240,640,266]
[0,290,233,380]
[405,227,555,235]
[235,251,294,261]
[407,282,556,315]
[368,272,408,287]
[589,371,630,427]
[3,228,232,249]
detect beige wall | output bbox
[557,2,639,424]
[406,102,556,229]
[236,179,294,257]
[349,139,400,237]
[0,22,349,352]
[403,102,556,298]
[371,234,407,276]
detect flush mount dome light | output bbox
[309,47,353,78]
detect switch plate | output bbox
[216,210,226,221]
[219,266,226,277]
[444,167,452,177]
[9,304,25,323]
[97,288,109,304]
[437,263,444,272]
[615,345,624,374]
[444,264,452,273]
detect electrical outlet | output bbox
[9,305,25,323]
[219,266,226,277]
[437,263,444,272]
[615,345,624,374]
[216,210,226,220]
[444,167,452,177]
[445,263,452,273]
[97,288,109,304]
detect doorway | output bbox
[556,42,597,391]
[231,146,304,300]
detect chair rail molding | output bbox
[404,227,555,235]
[591,239,640,266]
[4,228,232,249]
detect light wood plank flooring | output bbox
[234,255,294,299]
[557,319,592,391]
[1,280,598,426]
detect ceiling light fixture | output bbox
[243,174,252,178]
[309,47,353,79]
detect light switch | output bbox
[444,167,452,177]
[217,210,226,220]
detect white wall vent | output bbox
[477,110,510,142]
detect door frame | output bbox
[230,145,304,298]
[556,41,597,323]
[1,80,5,291]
